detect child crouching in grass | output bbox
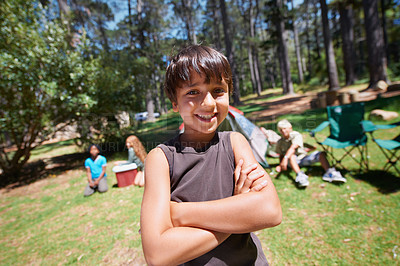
[140,45,282,265]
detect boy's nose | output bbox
[201,92,216,108]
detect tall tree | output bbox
[320,0,340,90]
[273,0,294,94]
[171,0,198,44]
[208,0,222,50]
[0,1,99,176]
[219,0,241,104]
[339,2,357,85]
[303,0,313,76]
[362,0,388,87]
[237,0,263,95]
[289,0,304,83]
[313,0,321,59]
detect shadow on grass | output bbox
[353,170,400,194]
[0,152,87,191]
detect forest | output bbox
[1,0,399,176]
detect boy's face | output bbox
[90,146,100,158]
[172,71,229,137]
[278,127,292,139]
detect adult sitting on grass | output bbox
[84,144,108,196]
[114,135,146,187]
[275,119,346,187]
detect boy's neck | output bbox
[179,131,217,149]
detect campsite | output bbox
[1,87,399,265]
[2,0,400,264]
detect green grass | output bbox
[1,90,400,265]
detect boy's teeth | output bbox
[198,114,214,119]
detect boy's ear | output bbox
[172,102,178,112]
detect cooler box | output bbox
[112,163,138,187]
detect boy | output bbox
[84,144,108,196]
[140,45,281,265]
[275,119,346,187]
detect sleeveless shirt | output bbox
[158,131,268,266]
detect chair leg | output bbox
[382,151,400,175]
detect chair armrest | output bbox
[306,121,330,137]
[362,120,398,132]
[361,120,377,132]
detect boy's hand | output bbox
[234,159,268,195]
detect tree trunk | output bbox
[339,2,357,86]
[219,0,241,105]
[320,0,340,91]
[275,0,294,95]
[252,0,263,94]
[292,11,304,83]
[380,0,389,65]
[304,0,312,76]
[313,0,321,59]
[146,89,156,122]
[248,44,257,94]
[128,0,134,49]
[210,0,222,50]
[290,0,304,83]
[362,0,388,87]
[354,9,366,77]
[253,50,263,94]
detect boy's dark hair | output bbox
[164,45,233,103]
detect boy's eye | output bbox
[186,90,199,95]
[214,88,226,94]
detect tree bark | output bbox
[320,0,340,91]
[313,0,321,59]
[362,0,388,87]
[380,0,389,64]
[220,0,241,104]
[128,0,134,49]
[304,0,312,76]
[209,0,222,50]
[275,0,294,95]
[339,2,357,86]
[290,0,304,83]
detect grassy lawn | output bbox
[1,92,399,265]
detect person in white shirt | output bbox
[275,119,346,187]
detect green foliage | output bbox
[0,1,99,175]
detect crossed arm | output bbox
[140,132,282,266]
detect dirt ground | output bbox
[246,87,400,122]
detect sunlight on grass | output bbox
[1,92,399,265]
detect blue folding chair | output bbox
[308,102,369,172]
[362,121,400,175]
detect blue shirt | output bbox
[85,155,107,179]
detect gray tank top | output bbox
[158,131,268,266]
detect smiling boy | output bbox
[140,45,282,265]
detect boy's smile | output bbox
[173,72,229,143]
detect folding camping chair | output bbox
[362,121,400,175]
[308,102,368,172]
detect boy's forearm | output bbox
[142,226,229,266]
[171,181,282,234]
